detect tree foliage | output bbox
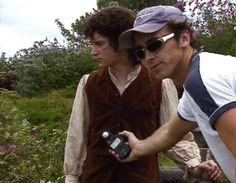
[181,0,236,56]
[0,38,97,97]
[13,40,97,97]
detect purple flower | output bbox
[204,22,209,30]
[8,144,16,153]
[216,26,223,33]
[207,0,214,6]
[39,179,46,183]
[207,2,214,7]
[199,2,205,9]
[193,30,201,38]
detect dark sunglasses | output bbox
[134,33,175,60]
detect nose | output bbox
[91,46,98,57]
[144,49,155,63]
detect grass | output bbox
[4,88,74,127]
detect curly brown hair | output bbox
[84,6,135,51]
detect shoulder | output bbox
[80,74,90,84]
[87,67,108,83]
[76,74,90,91]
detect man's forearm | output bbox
[141,124,180,155]
[139,114,197,156]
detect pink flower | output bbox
[39,179,46,183]
[216,26,223,33]
[204,22,209,30]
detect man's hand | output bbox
[109,130,144,162]
[188,160,221,181]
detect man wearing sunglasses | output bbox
[115,5,236,182]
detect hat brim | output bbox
[119,22,167,50]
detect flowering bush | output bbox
[0,89,67,182]
[177,0,236,56]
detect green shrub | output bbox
[0,89,68,182]
[13,48,97,97]
[15,96,71,126]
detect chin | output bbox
[155,73,169,80]
[98,63,105,67]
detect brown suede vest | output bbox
[80,66,162,183]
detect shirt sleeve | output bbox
[160,79,201,169]
[64,74,89,183]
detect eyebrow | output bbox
[91,39,106,45]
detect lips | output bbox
[93,58,101,63]
[93,57,101,61]
[94,59,105,67]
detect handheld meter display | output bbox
[102,131,131,159]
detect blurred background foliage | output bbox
[0,0,235,182]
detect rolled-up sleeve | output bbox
[64,74,89,183]
[160,79,201,169]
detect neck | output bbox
[109,61,139,85]
[109,49,141,85]
[172,47,196,87]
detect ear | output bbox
[179,30,191,48]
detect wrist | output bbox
[183,165,202,182]
[136,140,147,157]
[137,138,156,158]
[188,166,201,178]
